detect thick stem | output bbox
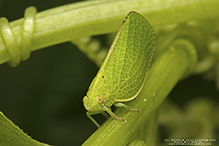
[0,0,218,65]
[82,39,197,146]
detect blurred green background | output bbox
[0,0,218,146]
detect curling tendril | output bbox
[0,6,36,67]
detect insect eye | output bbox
[97,97,104,103]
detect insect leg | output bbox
[102,106,125,122]
[101,112,109,118]
[114,103,139,112]
[86,111,100,128]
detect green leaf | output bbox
[0,112,50,146]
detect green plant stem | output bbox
[130,109,158,145]
[141,109,159,146]
[0,0,218,65]
[128,139,146,146]
[82,39,197,146]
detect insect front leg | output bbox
[86,111,101,128]
[114,103,139,112]
[102,106,125,122]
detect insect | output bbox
[83,11,155,127]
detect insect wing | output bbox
[89,12,155,102]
